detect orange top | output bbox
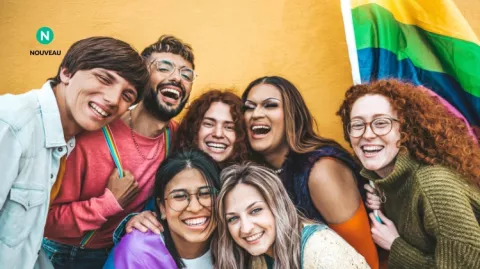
[49,156,67,205]
[329,202,379,269]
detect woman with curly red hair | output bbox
[337,79,480,269]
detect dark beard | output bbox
[143,84,188,122]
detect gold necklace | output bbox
[129,109,161,160]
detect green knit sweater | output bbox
[361,153,480,269]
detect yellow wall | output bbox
[1,0,478,146]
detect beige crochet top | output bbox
[251,226,370,269]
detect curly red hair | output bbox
[174,89,248,165]
[337,79,480,187]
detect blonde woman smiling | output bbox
[213,163,370,269]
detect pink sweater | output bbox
[44,117,177,248]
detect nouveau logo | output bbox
[36,27,54,44]
[30,26,61,56]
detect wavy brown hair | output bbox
[49,36,149,103]
[141,35,195,68]
[242,76,346,154]
[174,89,248,165]
[337,79,480,187]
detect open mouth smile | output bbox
[244,231,264,243]
[160,87,182,101]
[250,124,271,136]
[182,217,209,227]
[206,142,228,152]
[89,102,111,118]
[361,145,384,157]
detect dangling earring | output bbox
[161,214,166,220]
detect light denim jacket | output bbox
[0,82,69,269]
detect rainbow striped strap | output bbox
[165,127,171,157]
[79,124,171,248]
[102,125,124,177]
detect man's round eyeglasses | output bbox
[149,59,197,83]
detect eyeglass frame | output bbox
[347,117,400,138]
[162,186,217,212]
[148,58,197,83]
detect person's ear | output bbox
[157,198,166,220]
[59,67,72,85]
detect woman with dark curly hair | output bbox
[174,89,248,167]
[337,79,480,269]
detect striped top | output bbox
[361,153,480,268]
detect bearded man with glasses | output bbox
[42,35,196,269]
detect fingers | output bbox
[127,214,147,233]
[369,212,379,226]
[143,211,162,228]
[140,214,163,235]
[377,210,393,225]
[127,211,163,234]
[370,231,384,248]
[109,168,120,179]
[123,170,134,179]
[364,183,375,193]
[132,220,149,233]
[366,192,380,201]
[371,226,380,237]
[126,216,138,232]
[366,190,381,210]
[366,199,381,211]
[366,203,381,211]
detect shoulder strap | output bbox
[300,224,328,269]
[80,125,123,248]
[101,125,124,177]
[81,125,171,248]
[165,126,171,157]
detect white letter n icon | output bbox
[41,31,50,41]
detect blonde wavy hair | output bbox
[213,162,306,269]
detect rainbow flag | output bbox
[341,0,480,137]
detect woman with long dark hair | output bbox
[242,76,378,268]
[103,149,220,268]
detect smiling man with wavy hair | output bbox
[0,36,149,269]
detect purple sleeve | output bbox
[104,230,177,269]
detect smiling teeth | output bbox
[363,145,383,152]
[89,103,109,117]
[160,88,180,98]
[252,125,270,130]
[206,142,227,149]
[184,217,207,226]
[246,232,263,242]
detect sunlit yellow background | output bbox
[1,0,478,147]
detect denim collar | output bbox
[36,81,66,148]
